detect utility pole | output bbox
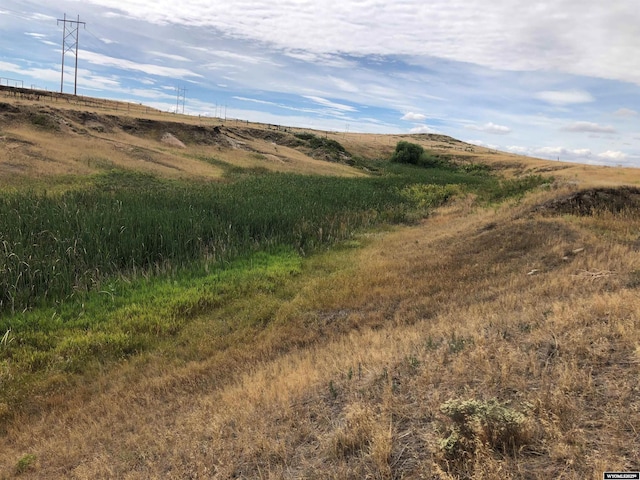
[58,14,85,95]
[175,86,186,114]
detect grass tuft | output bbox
[15,454,36,475]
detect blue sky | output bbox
[1,0,639,166]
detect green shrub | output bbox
[294,132,348,162]
[293,132,316,141]
[391,141,425,165]
[439,398,530,458]
[29,112,58,131]
[390,141,450,168]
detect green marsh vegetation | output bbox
[0,146,547,420]
[293,131,349,163]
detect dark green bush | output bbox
[29,112,59,131]
[293,132,316,141]
[390,141,449,168]
[391,141,425,165]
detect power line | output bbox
[57,13,85,95]
[83,27,107,47]
[83,25,117,54]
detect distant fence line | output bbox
[0,86,266,131]
[0,84,250,125]
[0,85,372,135]
[0,77,24,88]
[0,84,165,115]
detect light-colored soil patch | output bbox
[160,132,186,148]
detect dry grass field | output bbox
[0,90,639,479]
[0,89,364,187]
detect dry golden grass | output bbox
[4,87,640,185]
[208,139,365,177]
[335,130,640,188]
[0,94,365,183]
[0,125,227,183]
[1,183,639,479]
[1,92,640,479]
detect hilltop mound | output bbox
[3,88,640,188]
[537,186,640,215]
[0,100,365,182]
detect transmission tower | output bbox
[58,14,86,95]
[176,86,187,114]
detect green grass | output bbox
[0,165,546,315]
[0,160,548,421]
[0,171,365,313]
[0,248,302,419]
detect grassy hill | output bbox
[0,91,638,479]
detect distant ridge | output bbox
[0,84,163,115]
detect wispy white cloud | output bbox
[402,112,427,121]
[598,150,628,161]
[79,50,202,79]
[467,139,500,150]
[535,90,594,105]
[0,60,61,84]
[23,31,56,46]
[284,50,357,68]
[562,122,616,134]
[614,108,638,117]
[192,48,281,67]
[233,96,323,115]
[410,124,439,134]
[304,95,357,112]
[30,13,55,21]
[528,146,630,166]
[233,96,280,107]
[466,122,511,135]
[64,0,640,86]
[329,76,360,93]
[0,60,21,72]
[534,147,594,160]
[149,51,191,62]
[534,147,566,157]
[505,145,529,155]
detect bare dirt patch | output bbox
[160,132,186,148]
[536,187,640,216]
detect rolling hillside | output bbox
[0,91,638,479]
